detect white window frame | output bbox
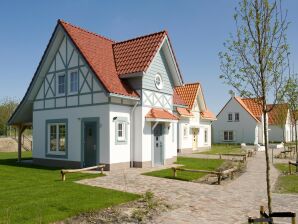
[117,122,126,141]
[47,122,67,156]
[235,112,240,122]
[183,125,189,138]
[224,131,234,141]
[69,71,79,94]
[115,117,128,144]
[154,73,163,90]
[57,73,66,96]
[204,129,208,143]
[228,113,233,122]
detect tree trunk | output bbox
[263,109,272,214]
[295,121,298,172]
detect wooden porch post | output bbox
[17,125,26,162]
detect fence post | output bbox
[217,173,221,185]
[289,162,292,175]
[172,168,177,177]
[260,205,265,224]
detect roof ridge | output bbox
[114,30,167,45]
[184,82,201,86]
[58,19,115,43]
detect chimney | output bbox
[229,90,235,98]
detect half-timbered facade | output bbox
[9,20,188,169]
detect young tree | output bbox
[0,97,19,136]
[219,0,290,213]
[284,75,298,167]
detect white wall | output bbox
[109,104,131,164]
[212,97,259,144]
[33,105,110,164]
[133,106,177,165]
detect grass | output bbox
[197,144,245,155]
[143,157,224,181]
[274,163,298,193]
[0,152,139,224]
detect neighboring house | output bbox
[173,83,216,153]
[213,95,294,144]
[267,104,292,143]
[8,20,189,170]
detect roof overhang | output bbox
[146,118,178,123]
[109,93,140,101]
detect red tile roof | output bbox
[200,110,216,120]
[174,83,200,109]
[145,108,179,120]
[177,108,193,117]
[234,97,262,122]
[173,89,187,106]
[59,20,139,98]
[113,31,167,76]
[267,104,288,125]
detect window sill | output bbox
[46,152,67,158]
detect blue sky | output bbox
[0,0,297,113]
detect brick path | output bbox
[78,152,298,224]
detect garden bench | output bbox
[248,206,296,224]
[171,167,238,185]
[61,164,105,181]
[218,153,247,163]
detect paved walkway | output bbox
[78,152,298,224]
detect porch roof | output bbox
[145,108,179,122]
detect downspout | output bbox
[130,102,138,167]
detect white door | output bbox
[154,124,163,165]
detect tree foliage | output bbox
[0,97,19,136]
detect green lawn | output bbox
[274,163,298,193]
[197,144,245,155]
[0,152,139,224]
[143,157,224,181]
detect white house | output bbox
[267,104,293,143]
[213,95,294,144]
[8,20,189,170]
[173,83,216,153]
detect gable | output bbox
[142,43,175,94]
[216,97,259,124]
[34,30,108,111]
[9,24,108,125]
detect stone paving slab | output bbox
[78,152,298,224]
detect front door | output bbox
[83,121,97,167]
[192,129,198,149]
[154,124,163,165]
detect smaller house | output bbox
[267,104,292,143]
[174,83,216,153]
[212,95,294,144]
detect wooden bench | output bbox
[218,153,247,163]
[171,167,238,185]
[61,164,105,181]
[248,206,296,224]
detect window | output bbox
[183,125,188,138]
[228,113,233,121]
[117,122,125,141]
[47,121,67,155]
[235,113,240,121]
[204,129,208,143]
[154,74,163,90]
[115,117,128,144]
[70,71,78,93]
[58,74,66,94]
[224,131,234,141]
